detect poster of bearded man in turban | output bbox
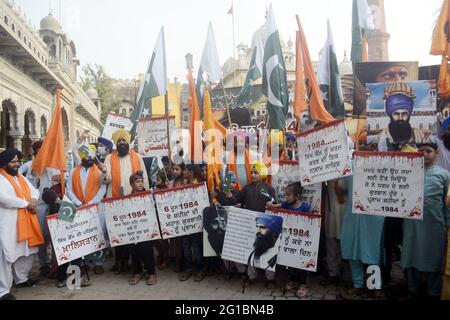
[366,80,437,152]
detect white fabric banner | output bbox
[154,183,210,239]
[221,207,283,272]
[103,191,161,247]
[47,205,107,266]
[136,116,176,159]
[272,161,322,214]
[101,113,134,141]
[266,208,321,272]
[297,119,352,185]
[352,152,424,220]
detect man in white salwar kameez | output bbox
[0,149,42,300]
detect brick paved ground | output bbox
[11,256,407,300]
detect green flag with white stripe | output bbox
[262,5,288,130]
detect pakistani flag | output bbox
[130,27,168,138]
[237,26,265,106]
[196,22,222,117]
[86,248,109,263]
[58,196,77,223]
[262,5,289,130]
[351,0,375,63]
[318,20,345,119]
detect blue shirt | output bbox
[281,201,311,213]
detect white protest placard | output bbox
[47,205,107,266]
[103,191,161,247]
[221,207,283,272]
[266,208,321,272]
[101,113,134,141]
[352,152,424,220]
[154,183,210,239]
[297,119,352,186]
[272,161,322,214]
[136,116,176,159]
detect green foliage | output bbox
[80,64,120,122]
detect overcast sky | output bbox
[15,0,444,82]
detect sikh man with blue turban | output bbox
[371,82,432,152]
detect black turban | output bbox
[0,148,19,167]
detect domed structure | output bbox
[86,87,99,100]
[40,13,62,33]
[338,51,353,76]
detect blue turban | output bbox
[385,94,414,117]
[227,171,237,182]
[98,137,113,153]
[0,148,19,167]
[442,116,450,130]
[286,133,296,143]
[256,214,283,235]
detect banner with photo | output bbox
[353,61,419,116]
[352,152,424,220]
[47,205,107,266]
[210,85,298,133]
[272,161,322,214]
[103,191,161,247]
[221,207,283,272]
[154,183,210,239]
[101,113,134,141]
[136,116,176,158]
[203,206,228,258]
[366,80,437,151]
[266,208,321,272]
[297,120,352,186]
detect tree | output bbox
[80,64,120,122]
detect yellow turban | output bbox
[251,160,269,180]
[78,144,97,160]
[268,130,285,146]
[112,129,131,145]
[401,144,418,153]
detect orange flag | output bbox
[32,88,67,194]
[431,0,450,97]
[202,88,226,193]
[187,70,202,162]
[296,16,335,124]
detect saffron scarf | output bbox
[0,168,44,247]
[72,165,100,205]
[110,150,141,197]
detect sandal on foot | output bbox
[128,274,142,286]
[147,274,157,286]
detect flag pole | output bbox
[231,0,237,87]
[162,27,172,168]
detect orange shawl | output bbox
[110,150,141,197]
[0,168,44,247]
[72,165,100,205]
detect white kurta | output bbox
[0,174,40,263]
[104,153,149,197]
[66,166,107,207]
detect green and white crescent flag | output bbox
[58,196,77,223]
[196,22,222,117]
[86,248,109,263]
[351,0,375,63]
[318,20,345,119]
[237,26,265,106]
[262,5,289,130]
[130,27,168,137]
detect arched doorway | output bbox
[61,108,70,150]
[22,109,36,158]
[40,115,47,138]
[0,99,18,150]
